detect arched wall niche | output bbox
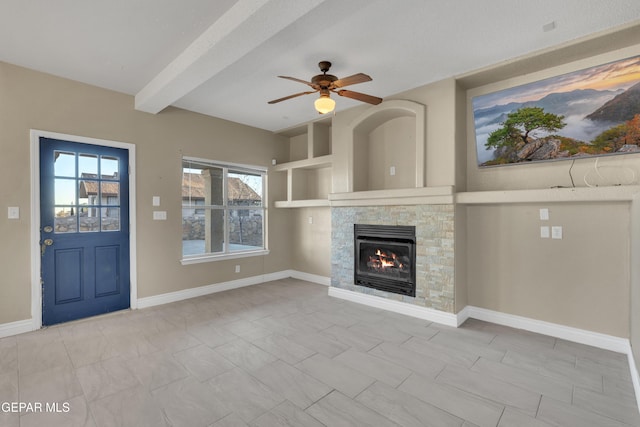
[347,100,425,192]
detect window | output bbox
[181,157,267,263]
[54,151,122,233]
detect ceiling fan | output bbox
[268,61,383,114]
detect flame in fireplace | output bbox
[368,249,406,272]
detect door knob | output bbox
[41,239,54,256]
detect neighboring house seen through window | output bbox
[182,157,267,263]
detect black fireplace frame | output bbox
[354,224,416,297]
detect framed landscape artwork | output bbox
[472,55,640,167]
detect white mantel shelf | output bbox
[274,186,640,208]
[274,199,330,208]
[456,185,640,205]
[329,186,455,207]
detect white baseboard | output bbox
[136,270,291,309]
[0,318,36,339]
[459,306,630,354]
[289,270,330,286]
[628,349,640,413]
[135,270,329,309]
[328,287,459,327]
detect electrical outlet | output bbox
[308,216,313,224]
[152,196,160,206]
[390,166,396,176]
[153,211,167,220]
[235,265,240,273]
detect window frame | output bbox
[180,156,269,265]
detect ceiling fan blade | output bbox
[331,73,372,88]
[278,76,316,88]
[268,90,317,104]
[335,89,382,105]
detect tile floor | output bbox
[0,278,638,426]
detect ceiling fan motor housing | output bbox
[312,73,338,89]
[312,61,337,89]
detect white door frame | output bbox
[30,129,138,329]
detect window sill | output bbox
[180,249,270,265]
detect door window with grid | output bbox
[53,151,122,233]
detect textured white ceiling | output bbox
[1,0,640,132]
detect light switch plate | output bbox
[539,208,549,221]
[152,196,160,206]
[552,226,563,239]
[390,166,396,176]
[153,211,167,220]
[8,207,19,219]
[540,226,550,238]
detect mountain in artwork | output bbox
[586,81,640,123]
[474,88,622,128]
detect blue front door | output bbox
[40,137,130,326]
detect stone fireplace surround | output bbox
[331,203,455,313]
[328,99,456,321]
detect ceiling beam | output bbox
[135,0,327,114]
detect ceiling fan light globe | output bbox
[314,96,335,114]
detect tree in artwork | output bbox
[485,107,566,151]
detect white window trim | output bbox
[180,249,270,265]
[181,156,268,264]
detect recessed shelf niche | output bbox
[273,119,333,208]
[348,100,425,193]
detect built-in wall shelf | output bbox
[456,185,640,205]
[272,154,333,171]
[330,186,455,207]
[274,199,330,208]
[273,121,333,208]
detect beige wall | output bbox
[393,79,457,188]
[288,133,307,162]
[290,207,331,277]
[330,105,368,193]
[466,202,630,337]
[291,167,331,201]
[410,81,458,185]
[367,116,415,191]
[0,61,290,324]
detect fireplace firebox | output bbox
[354,224,416,297]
